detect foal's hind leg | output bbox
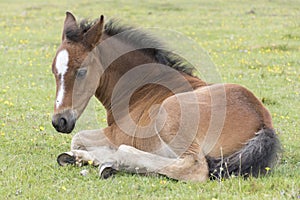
[99,145,209,182]
[159,153,209,181]
[57,129,117,167]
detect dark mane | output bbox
[66,18,196,76]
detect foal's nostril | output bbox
[52,116,68,131]
[52,110,76,133]
[59,117,67,128]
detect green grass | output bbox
[0,0,299,199]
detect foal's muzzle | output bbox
[52,109,77,133]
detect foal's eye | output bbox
[76,68,87,79]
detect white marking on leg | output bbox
[55,49,69,109]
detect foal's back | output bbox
[156,83,273,158]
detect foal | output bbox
[52,12,281,181]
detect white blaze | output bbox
[55,49,69,109]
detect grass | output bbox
[0,0,299,199]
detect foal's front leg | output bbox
[57,129,117,167]
[99,145,209,182]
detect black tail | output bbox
[206,128,281,179]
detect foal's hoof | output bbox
[57,152,76,166]
[99,163,117,179]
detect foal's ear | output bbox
[83,15,104,50]
[62,12,77,41]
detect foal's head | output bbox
[52,12,104,133]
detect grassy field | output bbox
[0,0,299,199]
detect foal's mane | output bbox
[65,18,196,76]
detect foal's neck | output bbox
[95,33,206,125]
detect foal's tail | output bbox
[206,128,281,179]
